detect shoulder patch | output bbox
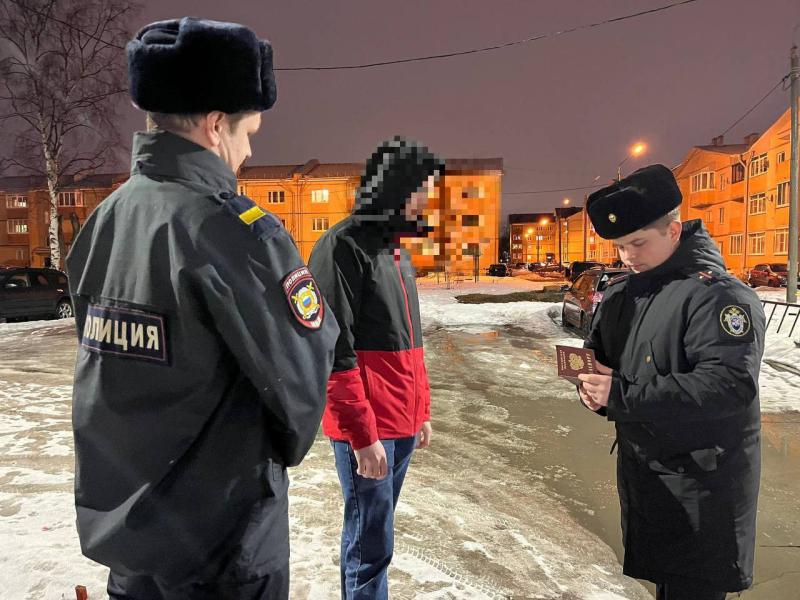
[81,304,168,364]
[718,302,754,342]
[282,267,324,330]
[220,193,281,241]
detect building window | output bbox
[748,193,766,215]
[312,217,329,232]
[729,234,743,255]
[717,240,724,255]
[7,219,28,234]
[279,219,286,227]
[58,191,83,207]
[690,171,716,193]
[238,185,246,195]
[747,232,765,255]
[462,215,480,227]
[268,190,285,204]
[718,207,725,223]
[6,195,27,208]
[705,210,713,223]
[15,249,25,260]
[774,228,788,255]
[776,181,790,208]
[461,186,484,199]
[748,153,768,177]
[776,150,786,164]
[731,163,745,184]
[719,174,728,190]
[311,189,329,203]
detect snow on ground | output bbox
[0,278,796,599]
[0,315,649,600]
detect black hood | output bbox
[628,219,726,291]
[352,136,444,234]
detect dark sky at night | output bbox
[120,0,800,217]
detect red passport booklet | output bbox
[556,345,597,385]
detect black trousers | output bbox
[656,580,727,600]
[107,565,289,600]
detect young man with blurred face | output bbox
[309,137,442,600]
[576,165,765,600]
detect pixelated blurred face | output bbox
[217,112,262,173]
[404,175,436,223]
[613,220,681,273]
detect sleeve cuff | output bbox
[606,372,625,421]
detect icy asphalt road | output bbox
[0,298,798,599]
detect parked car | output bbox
[487,263,511,277]
[564,261,604,283]
[0,267,73,321]
[747,263,791,288]
[513,262,528,270]
[527,262,545,271]
[562,267,629,337]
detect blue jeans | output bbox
[332,436,416,600]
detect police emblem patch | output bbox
[608,213,617,223]
[282,267,324,329]
[718,303,754,342]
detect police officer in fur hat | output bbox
[577,164,764,600]
[66,17,339,599]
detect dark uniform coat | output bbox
[585,220,764,591]
[66,130,339,586]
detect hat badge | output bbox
[608,213,617,223]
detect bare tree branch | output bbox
[0,0,140,269]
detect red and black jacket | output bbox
[308,137,442,450]
[309,221,430,449]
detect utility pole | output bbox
[739,152,753,279]
[788,45,799,303]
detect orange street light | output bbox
[562,198,571,206]
[539,217,549,226]
[618,141,648,180]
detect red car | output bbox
[747,263,790,288]
[561,267,629,337]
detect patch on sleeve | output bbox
[81,304,168,363]
[282,267,324,330]
[221,193,281,241]
[718,303,754,342]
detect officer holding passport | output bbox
[576,165,764,600]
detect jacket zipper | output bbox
[394,249,419,428]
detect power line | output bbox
[720,74,790,137]
[6,0,701,72]
[505,184,605,196]
[277,0,700,71]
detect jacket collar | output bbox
[130,130,237,192]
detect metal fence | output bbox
[761,299,800,339]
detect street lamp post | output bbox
[617,142,647,181]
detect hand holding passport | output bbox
[556,345,598,385]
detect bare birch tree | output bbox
[0,0,138,269]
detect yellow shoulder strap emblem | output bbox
[239,205,267,225]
